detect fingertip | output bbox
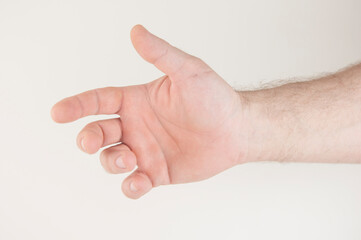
[116,150,137,171]
[50,105,58,122]
[99,144,137,174]
[50,98,80,123]
[130,24,147,38]
[122,172,152,199]
[77,132,102,154]
[130,24,168,67]
[130,24,149,53]
[50,102,63,123]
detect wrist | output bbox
[238,88,292,163]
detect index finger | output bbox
[51,87,123,123]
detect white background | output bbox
[1,0,361,239]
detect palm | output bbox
[52,25,246,199]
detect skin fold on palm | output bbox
[51,25,249,199]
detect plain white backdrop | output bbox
[1,0,361,239]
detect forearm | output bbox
[241,63,361,163]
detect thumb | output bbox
[130,25,203,80]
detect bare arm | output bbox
[242,63,361,164]
[51,25,361,199]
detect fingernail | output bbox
[115,156,126,169]
[130,182,138,192]
[81,138,86,151]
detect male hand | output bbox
[51,25,249,199]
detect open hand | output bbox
[51,25,249,199]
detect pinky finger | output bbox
[122,170,153,199]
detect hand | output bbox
[51,25,250,199]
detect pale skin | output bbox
[51,25,361,199]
